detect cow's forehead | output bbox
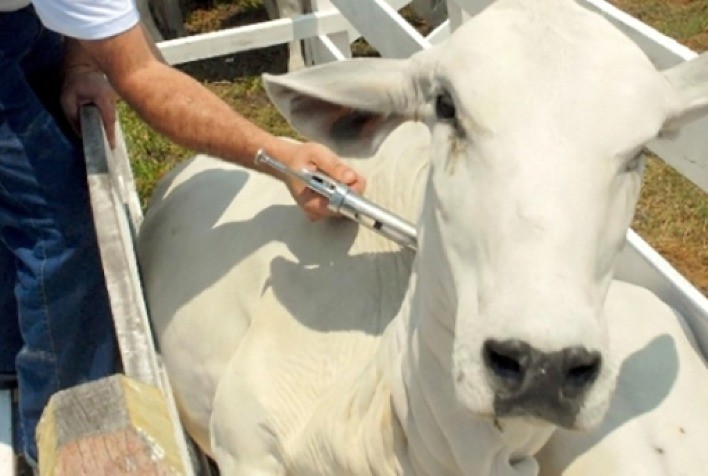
[430,1,670,150]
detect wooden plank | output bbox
[426,19,450,44]
[0,390,13,476]
[81,106,197,475]
[158,10,355,65]
[82,106,160,387]
[36,375,187,476]
[303,0,351,65]
[447,0,491,21]
[447,0,471,31]
[330,0,430,57]
[305,34,350,64]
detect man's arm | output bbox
[79,24,365,220]
[62,38,118,146]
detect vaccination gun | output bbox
[255,149,418,251]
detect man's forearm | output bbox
[80,23,291,176]
[116,61,285,167]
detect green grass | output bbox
[611,0,708,51]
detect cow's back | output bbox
[137,122,430,450]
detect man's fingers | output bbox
[60,95,79,130]
[97,98,117,148]
[299,188,331,221]
[311,149,366,192]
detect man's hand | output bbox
[275,142,366,221]
[61,67,118,148]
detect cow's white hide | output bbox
[537,282,708,475]
[138,0,708,474]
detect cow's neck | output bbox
[385,187,557,475]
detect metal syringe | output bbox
[255,149,418,250]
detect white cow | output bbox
[137,0,708,474]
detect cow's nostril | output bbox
[483,340,530,394]
[562,348,601,398]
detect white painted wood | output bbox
[447,0,471,31]
[0,390,13,476]
[158,10,354,65]
[447,0,491,30]
[580,0,695,66]
[616,230,708,359]
[304,0,352,65]
[330,0,430,58]
[426,19,450,44]
[82,106,160,388]
[306,34,349,64]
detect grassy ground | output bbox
[120,0,707,294]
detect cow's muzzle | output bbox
[483,339,601,427]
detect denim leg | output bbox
[0,8,118,462]
[0,244,20,379]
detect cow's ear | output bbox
[263,58,420,157]
[662,52,708,131]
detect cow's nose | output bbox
[482,339,601,427]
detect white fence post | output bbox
[447,0,471,31]
[329,0,430,57]
[304,0,352,65]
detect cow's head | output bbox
[263,1,708,430]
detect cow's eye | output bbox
[435,92,456,121]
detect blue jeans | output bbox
[0,7,118,463]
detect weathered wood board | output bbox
[36,375,186,476]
